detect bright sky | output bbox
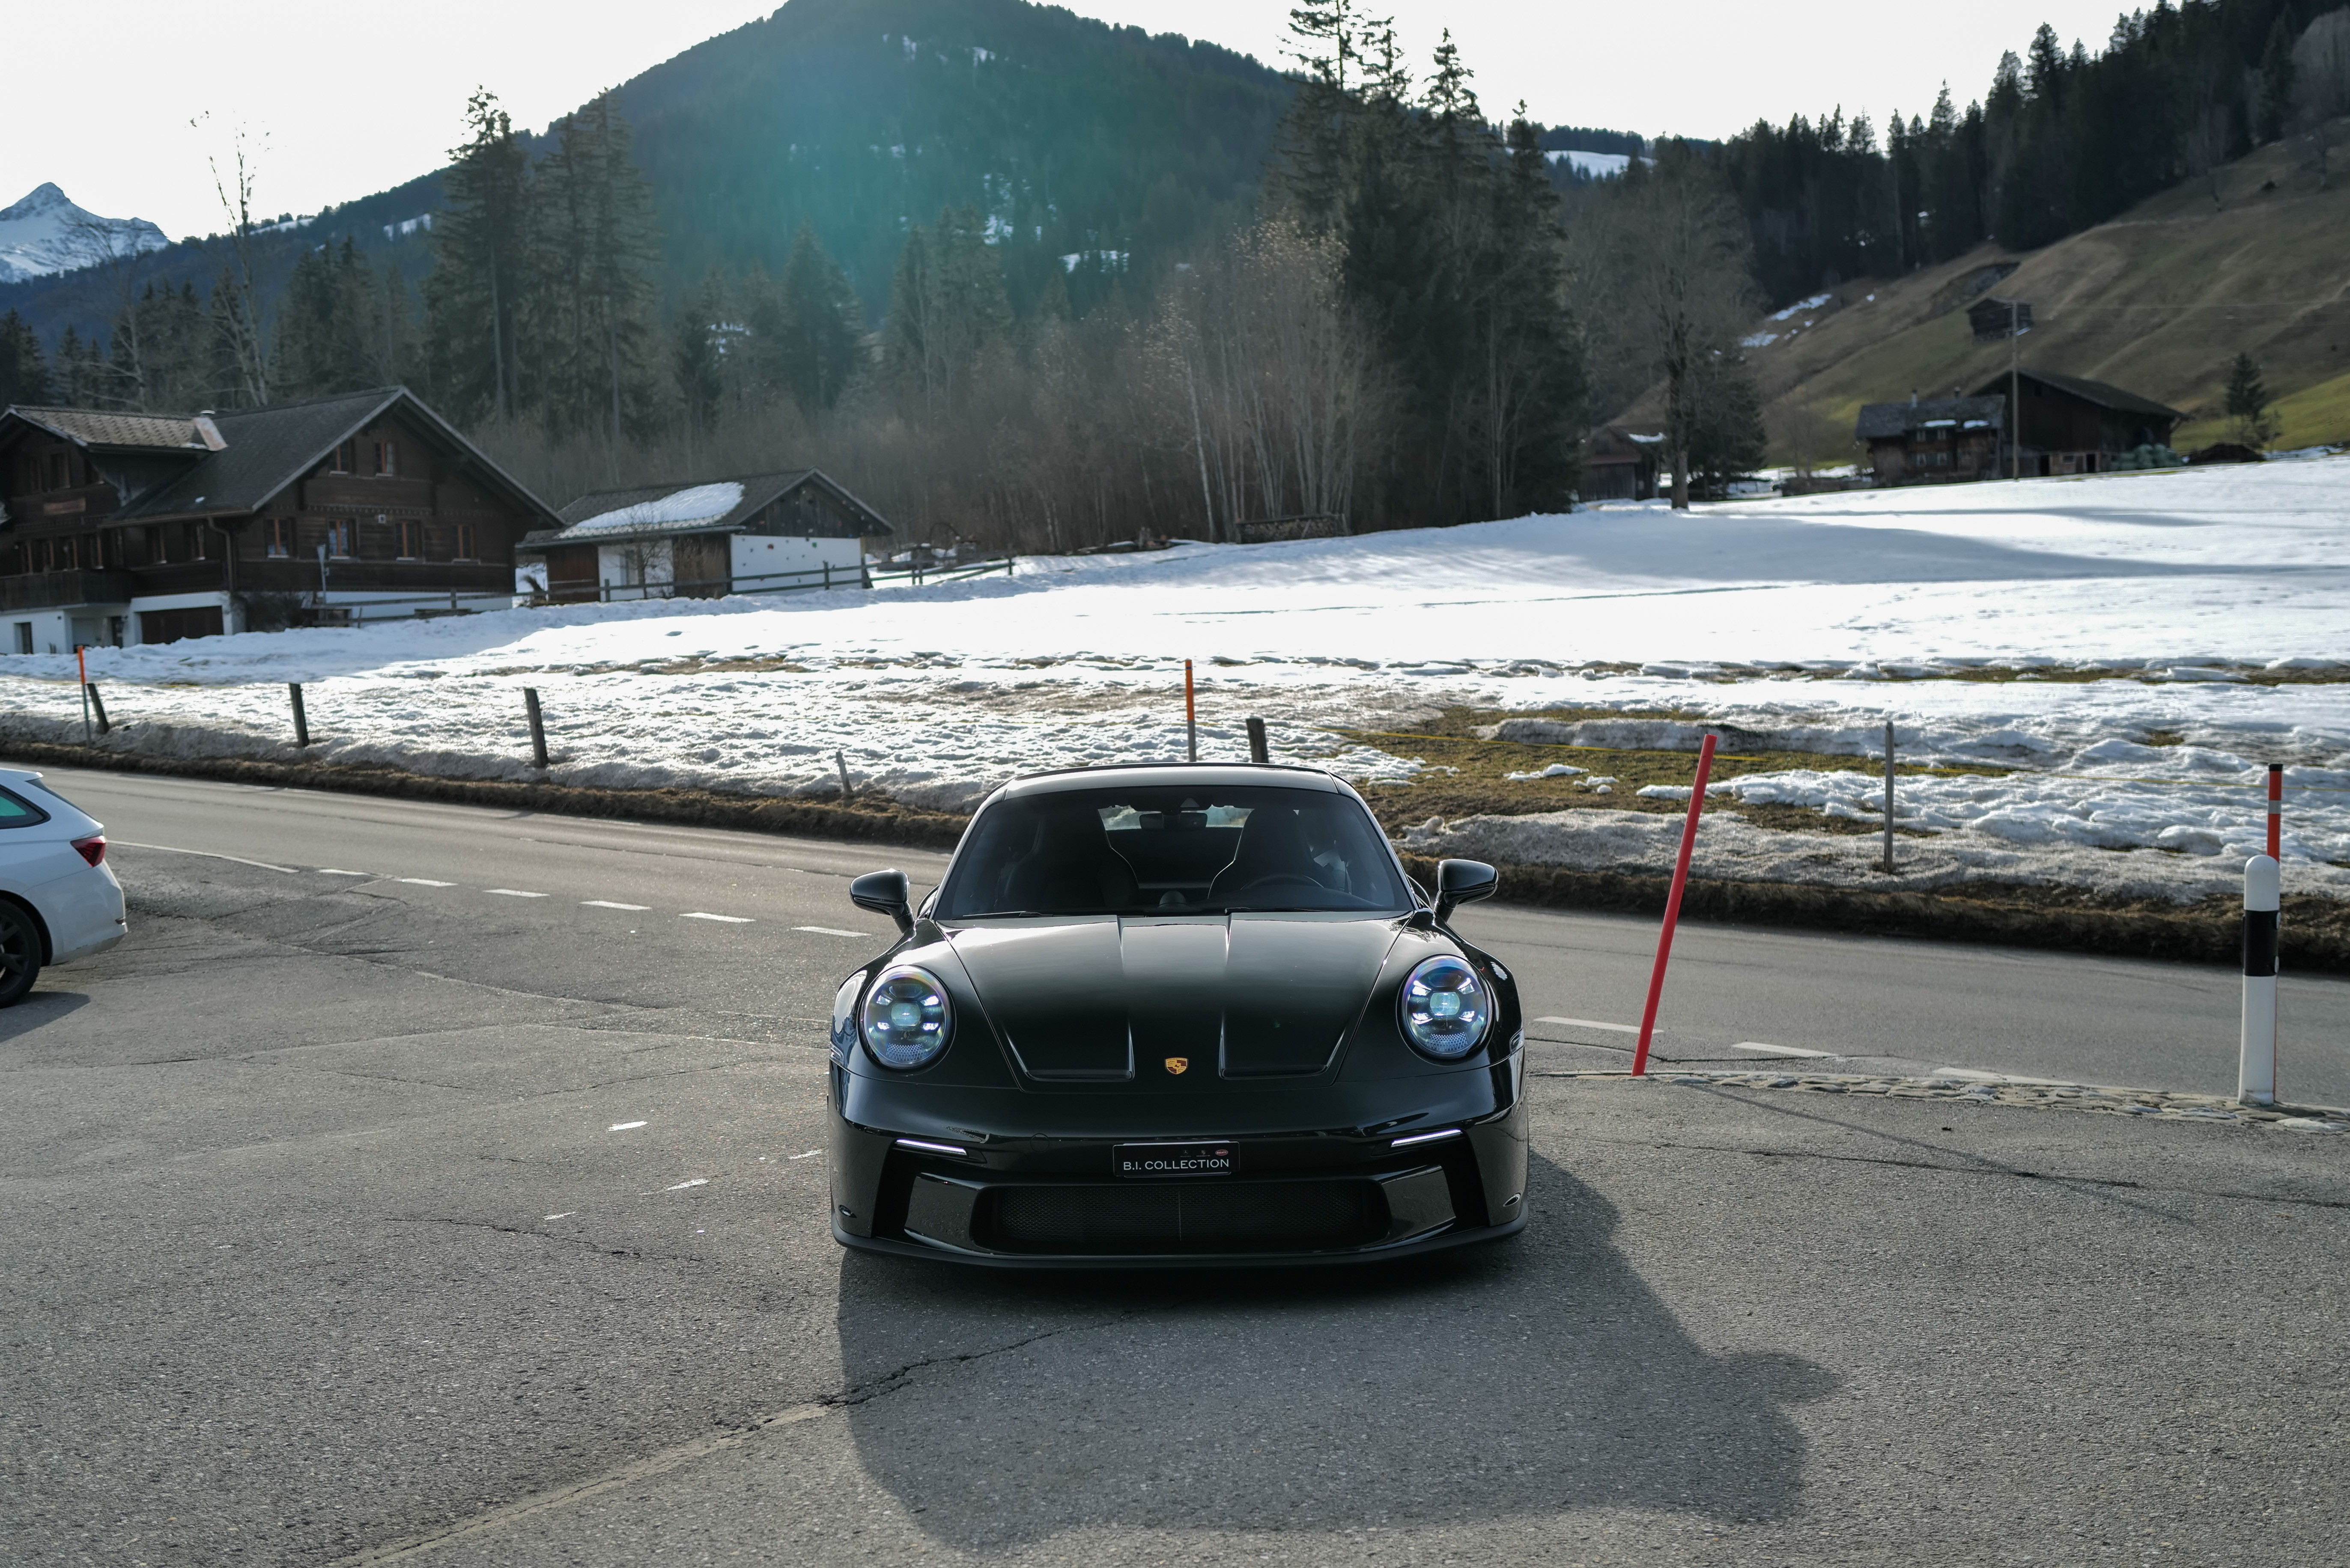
[7,0,2133,240]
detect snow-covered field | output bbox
[5,457,2347,900]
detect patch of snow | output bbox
[10,456,2350,897]
[1741,331,1780,349]
[566,483,744,535]
[1771,292,1833,322]
[381,214,433,241]
[1544,150,1631,178]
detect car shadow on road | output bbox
[832,1152,1834,1549]
[0,988,89,1043]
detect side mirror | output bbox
[1432,858,1497,926]
[850,869,915,937]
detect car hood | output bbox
[944,914,1400,1082]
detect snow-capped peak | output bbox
[0,184,171,285]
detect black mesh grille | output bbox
[981,1180,1387,1255]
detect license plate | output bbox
[1115,1141,1235,1178]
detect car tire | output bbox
[0,901,43,1007]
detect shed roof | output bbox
[1971,369,2183,421]
[526,469,892,548]
[3,407,222,452]
[1855,395,2006,441]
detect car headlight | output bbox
[1399,955,1491,1061]
[862,966,953,1069]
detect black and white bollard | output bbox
[2240,854,2280,1105]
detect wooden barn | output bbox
[1580,426,1664,502]
[0,388,556,650]
[520,471,893,605]
[1971,370,2183,476]
[1854,394,2007,485]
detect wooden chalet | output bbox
[0,388,557,649]
[520,471,892,605]
[1855,394,2007,485]
[1581,426,1663,501]
[1971,370,2183,476]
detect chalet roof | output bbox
[2,406,224,452]
[525,469,892,547]
[1971,369,2183,421]
[3,386,560,528]
[1584,425,1666,464]
[1855,395,2007,441]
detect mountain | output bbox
[0,0,1295,348]
[1659,118,2350,462]
[0,184,169,284]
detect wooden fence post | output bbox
[523,688,550,770]
[1247,716,1269,764]
[288,683,310,748]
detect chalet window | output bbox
[327,519,356,559]
[189,522,209,560]
[452,522,477,562]
[267,519,294,558]
[374,441,398,477]
[329,441,355,474]
[42,452,69,491]
[395,519,422,559]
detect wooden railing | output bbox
[0,570,134,611]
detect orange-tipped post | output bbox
[1185,659,1197,762]
[1631,733,1717,1076]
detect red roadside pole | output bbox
[1631,733,1718,1077]
[1184,659,1198,762]
[2268,763,2283,862]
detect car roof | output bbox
[994,762,1354,802]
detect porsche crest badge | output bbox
[1163,1056,1190,1076]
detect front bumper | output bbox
[826,1082,1529,1268]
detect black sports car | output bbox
[826,763,1527,1267]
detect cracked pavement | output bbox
[3,768,2347,1565]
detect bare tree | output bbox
[2292,9,2350,189]
[59,212,158,410]
[1575,146,1759,508]
[193,114,273,406]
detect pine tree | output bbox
[671,267,726,456]
[425,91,532,425]
[2224,352,2279,449]
[274,237,385,399]
[771,221,864,417]
[883,208,1011,420]
[0,310,49,407]
[530,90,664,460]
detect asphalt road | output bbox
[26,763,2350,1104]
[5,765,2348,1565]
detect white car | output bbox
[0,768,127,1005]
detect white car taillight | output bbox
[71,835,105,868]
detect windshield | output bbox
[936,784,1411,919]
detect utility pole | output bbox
[2010,298,2024,481]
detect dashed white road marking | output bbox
[397,878,454,887]
[111,841,299,874]
[318,868,372,877]
[788,1149,822,1160]
[543,1213,575,1221]
[793,925,870,938]
[582,900,651,910]
[608,1121,647,1132]
[681,912,753,923]
[1533,1016,1640,1034]
[484,888,548,898]
[1730,1042,1840,1058]
[668,1177,710,1190]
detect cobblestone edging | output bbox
[1543,1069,2350,1132]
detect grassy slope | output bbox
[1705,120,2350,465]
